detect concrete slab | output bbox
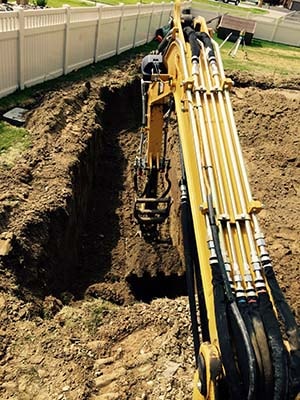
[2,107,28,126]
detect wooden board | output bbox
[217,15,256,45]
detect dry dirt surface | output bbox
[0,55,299,400]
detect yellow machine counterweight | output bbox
[133,2,300,399]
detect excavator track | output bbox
[134,2,300,399]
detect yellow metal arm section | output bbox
[139,1,300,398]
[145,76,172,169]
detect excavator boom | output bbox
[134,2,300,399]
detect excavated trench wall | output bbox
[5,78,143,298]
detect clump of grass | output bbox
[57,299,116,335]
[0,121,30,153]
[85,301,113,335]
[0,121,31,168]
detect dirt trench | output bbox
[0,57,299,400]
[0,72,186,306]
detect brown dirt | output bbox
[0,56,299,400]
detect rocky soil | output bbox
[0,54,299,400]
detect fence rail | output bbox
[0,1,299,99]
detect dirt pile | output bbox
[0,59,299,399]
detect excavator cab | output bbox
[134,1,300,398]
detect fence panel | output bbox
[23,26,65,87]
[101,4,124,19]
[118,14,137,54]
[24,8,66,28]
[0,11,19,32]
[67,22,97,73]
[69,7,99,23]
[0,31,18,98]
[273,19,300,46]
[252,15,279,41]
[135,6,151,47]
[148,8,165,41]
[96,17,120,61]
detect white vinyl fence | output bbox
[0,2,191,98]
[0,1,299,99]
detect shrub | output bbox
[36,0,47,7]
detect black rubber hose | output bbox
[236,301,260,399]
[208,194,256,400]
[180,179,200,366]
[212,267,245,399]
[183,26,200,60]
[193,245,210,343]
[263,264,300,347]
[258,291,289,400]
[261,258,300,397]
[196,32,216,63]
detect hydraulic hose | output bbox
[180,177,200,366]
[258,290,289,400]
[183,26,200,60]
[208,194,256,400]
[249,304,274,400]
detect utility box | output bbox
[217,15,256,45]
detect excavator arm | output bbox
[134,2,300,399]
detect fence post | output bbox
[94,4,103,63]
[133,2,141,48]
[169,1,174,19]
[159,1,164,29]
[116,3,125,55]
[147,2,155,43]
[18,8,25,90]
[270,16,281,42]
[63,5,70,75]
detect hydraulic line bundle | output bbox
[133,1,300,399]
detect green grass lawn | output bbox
[215,37,300,75]
[42,0,269,15]
[46,0,177,6]
[47,0,93,6]
[193,0,268,15]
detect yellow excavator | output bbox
[133,1,300,399]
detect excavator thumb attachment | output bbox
[134,164,171,238]
[134,197,171,226]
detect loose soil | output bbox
[0,54,299,400]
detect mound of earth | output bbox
[0,54,299,400]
